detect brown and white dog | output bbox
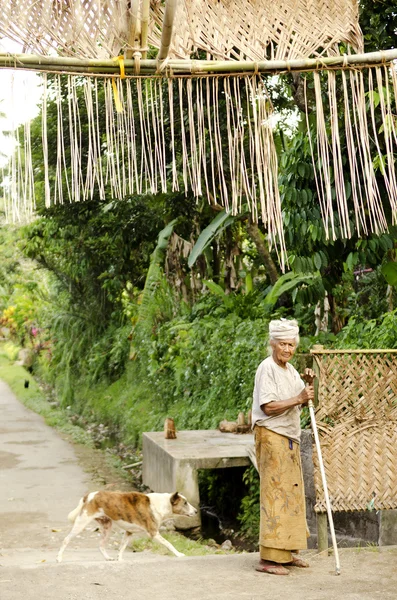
[56,490,197,563]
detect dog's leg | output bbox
[97,517,114,561]
[117,531,132,561]
[153,533,185,557]
[56,511,95,563]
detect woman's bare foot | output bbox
[255,560,290,575]
[287,556,310,568]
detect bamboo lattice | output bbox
[0,0,362,60]
[0,0,134,59]
[311,349,397,512]
[151,0,362,60]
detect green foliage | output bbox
[0,226,21,308]
[277,111,395,332]
[264,271,322,306]
[129,531,231,556]
[131,311,270,430]
[0,223,52,345]
[21,196,165,312]
[359,0,396,52]
[191,288,270,320]
[382,261,397,286]
[41,304,131,403]
[202,280,234,309]
[335,309,397,349]
[238,466,260,544]
[133,219,179,343]
[338,266,391,324]
[188,210,236,268]
[1,341,21,361]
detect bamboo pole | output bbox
[303,367,340,575]
[309,398,341,575]
[141,0,151,59]
[0,48,396,77]
[126,0,140,60]
[311,348,397,355]
[158,0,178,61]
[316,512,328,555]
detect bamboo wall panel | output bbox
[311,350,397,512]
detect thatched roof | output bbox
[0,0,362,61]
[2,2,397,256]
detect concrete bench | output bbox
[142,430,254,528]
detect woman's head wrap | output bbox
[269,318,300,343]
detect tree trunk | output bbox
[246,218,279,285]
[223,228,240,294]
[386,285,394,312]
[328,293,345,334]
[291,73,309,113]
[212,241,221,284]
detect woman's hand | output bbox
[301,368,315,385]
[298,385,315,406]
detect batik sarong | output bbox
[254,425,308,563]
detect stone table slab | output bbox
[143,429,254,467]
[142,430,254,529]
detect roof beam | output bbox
[1,48,396,76]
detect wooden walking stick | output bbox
[303,371,341,575]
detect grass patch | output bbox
[1,341,21,361]
[0,347,94,446]
[128,532,234,557]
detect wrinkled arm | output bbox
[261,385,314,416]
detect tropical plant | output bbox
[132,219,179,348]
[187,210,237,269]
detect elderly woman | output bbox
[252,318,314,575]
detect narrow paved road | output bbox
[1,378,397,600]
[0,379,93,550]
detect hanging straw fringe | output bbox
[14,71,285,261]
[4,74,35,222]
[9,74,283,261]
[5,64,397,259]
[305,65,396,239]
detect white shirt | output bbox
[252,356,305,443]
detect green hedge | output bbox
[67,313,270,445]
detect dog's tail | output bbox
[68,497,85,522]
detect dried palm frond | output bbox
[151,0,362,61]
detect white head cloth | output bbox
[269,318,299,342]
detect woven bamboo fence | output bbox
[310,347,397,513]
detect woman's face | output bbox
[271,338,297,366]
